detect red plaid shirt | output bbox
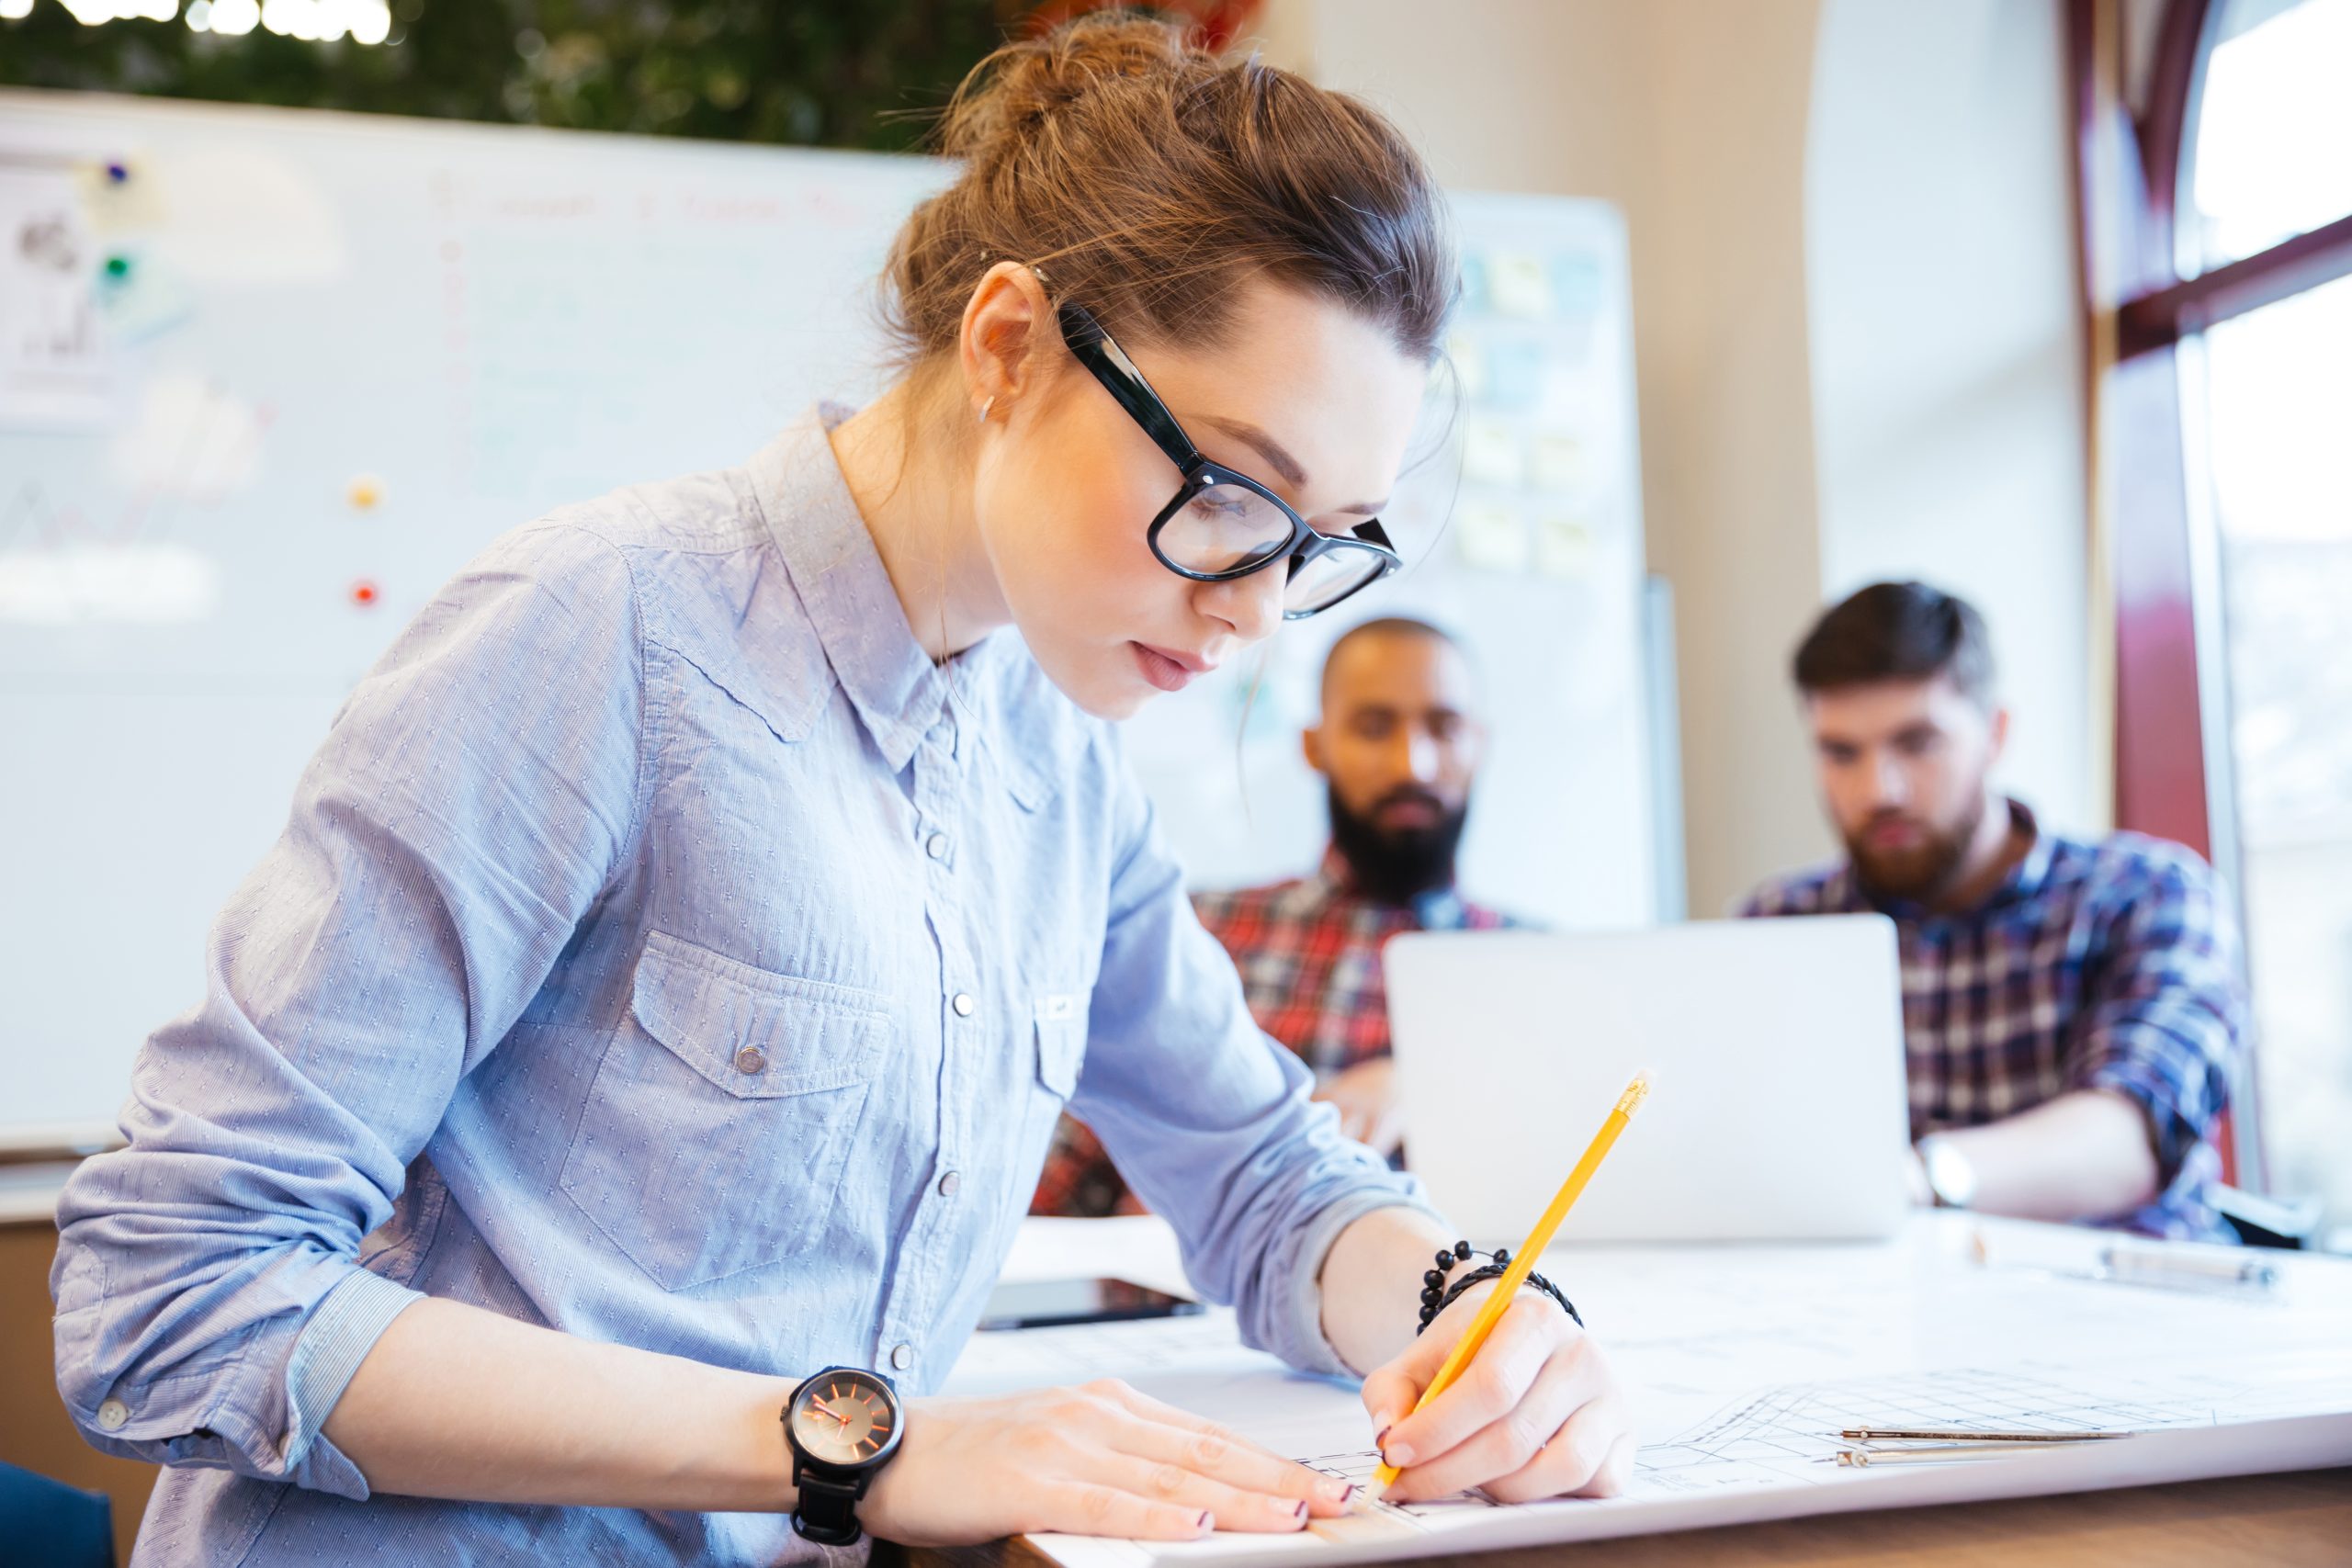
[1030,849,1517,1216]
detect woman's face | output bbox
[968,276,1432,719]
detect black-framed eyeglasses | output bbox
[1057,301,1401,620]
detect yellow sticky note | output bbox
[1531,433,1588,493]
[1534,514,1597,580]
[1461,419,1523,488]
[1487,252,1554,319]
[1454,502,1529,573]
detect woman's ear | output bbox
[958,262,1057,423]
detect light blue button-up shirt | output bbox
[52,406,1428,1565]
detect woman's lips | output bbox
[1131,643,1204,692]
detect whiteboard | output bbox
[0,91,1654,1145]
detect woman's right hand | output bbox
[859,1379,1358,1546]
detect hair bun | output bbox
[941,12,1205,162]
[882,8,1453,380]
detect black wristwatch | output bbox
[782,1365,905,1545]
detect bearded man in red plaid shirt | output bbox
[1033,617,1517,1217]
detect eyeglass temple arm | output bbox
[1057,304,1205,476]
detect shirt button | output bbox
[890,1343,914,1371]
[925,832,950,862]
[733,1045,767,1075]
[938,1170,962,1197]
[951,993,976,1018]
[96,1398,130,1431]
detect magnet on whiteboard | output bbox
[349,579,381,607]
[346,474,384,511]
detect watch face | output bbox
[790,1369,899,1469]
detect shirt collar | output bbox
[1986,796,2054,907]
[744,404,982,773]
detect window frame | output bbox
[2068,0,2352,1190]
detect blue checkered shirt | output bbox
[1740,801,2245,1241]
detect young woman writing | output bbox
[54,17,1632,1563]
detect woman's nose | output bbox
[1198,563,1284,644]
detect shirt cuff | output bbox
[284,1268,425,1481]
[1270,1188,1443,1380]
[2075,1055,2198,1182]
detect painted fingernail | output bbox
[1383,1439,1416,1467]
[1292,1500,1310,1525]
[1196,1511,1215,1534]
[1321,1476,1352,1503]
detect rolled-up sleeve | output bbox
[1068,751,1435,1378]
[2065,849,2245,1185]
[51,521,648,1496]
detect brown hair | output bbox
[882,10,1457,382]
[1792,581,1996,705]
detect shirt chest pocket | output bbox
[1011,987,1093,1208]
[1034,988,1088,1102]
[560,930,892,1291]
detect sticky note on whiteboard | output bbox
[1484,341,1544,411]
[1535,514,1599,580]
[1454,502,1528,573]
[1531,433,1589,493]
[1445,333,1487,402]
[1461,418,1523,487]
[1487,252,1554,319]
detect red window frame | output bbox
[2067,0,2352,1187]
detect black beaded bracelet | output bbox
[1416,1240,1582,1335]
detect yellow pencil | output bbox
[1373,1072,1651,1490]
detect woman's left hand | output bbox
[1356,1287,1634,1504]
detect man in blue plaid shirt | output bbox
[1742,581,2246,1241]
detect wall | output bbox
[1807,0,2095,833]
[1265,0,2094,912]
[1267,0,1834,918]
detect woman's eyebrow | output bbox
[1200,414,1387,515]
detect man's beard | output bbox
[1328,783,1470,906]
[1845,789,1986,904]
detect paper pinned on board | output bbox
[0,167,117,431]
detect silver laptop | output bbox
[1385,917,1911,1244]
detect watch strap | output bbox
[792,1463,869,1547]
